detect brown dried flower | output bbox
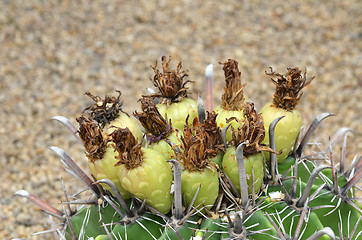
[229,102,273,157]
[134,96,172,143]
[109,128,143,170]
[82,91,125,128]
[178,113,223,172]
[76,116,107,162]
[220,59,246,111]
[267,67,314,111]
[148,56,193,104]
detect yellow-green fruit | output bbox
[222,146,264,194]
[209,151,224,167]
[260,102,302,163]
[88,143,131,199]
[118,148,173,214]
[148,131,181,160]
[103,113,144,143]
[214,106,244,143]
[157,98,197,130]
[181,166,219,209]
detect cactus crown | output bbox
[83,91,125,128]
[110,128,143,169]
[220,59,246,111]
[229,102,272,157]
[16,58,361,240]
[178,113,222,172]
[134,96,173,143]
[149,56,192,104]
[268,67,314,111]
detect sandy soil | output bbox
[1,0,361,239]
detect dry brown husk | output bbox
[220,59,246,111]
[268,67,314,111]
[148,56,193,105]
[134,96,173,143]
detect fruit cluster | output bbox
[16,57,361,240]
[78,57,311,214]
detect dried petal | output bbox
[229,102,273,157]
[134,96,172,143]
[267,67,314,110]
[76,116,107,161]
[83,91,125,128]
[109,128,143,170]
[178,112,223,172]
[148,56,193,104]
[220,59,246,111]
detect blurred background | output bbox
[1,0,360,238]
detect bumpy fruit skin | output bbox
[260,101,302,163]
[103,113,144,143]
[118,148,173,214]
[222,146,264,194]
[88,144,131,199]
[157,98,197,130]
[148,131,181,160]
[181,166,219,209]
[214,106,244,143]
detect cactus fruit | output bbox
[16,58,361,240]
[148,56,198,131]
[134,96,181,160]
[222,102,272,195]
[260,67,313,163]
[214,59,247,143]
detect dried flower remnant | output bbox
[220,59,246,111]
[268,67,314,111]
[178,113,222,172]
[149,56,193,104]
[229,103,273,157]
[83,91,125,128]
[134,97,172,144]
[109,128,143,170]
[200,112,223,151]
[76,116,107,162]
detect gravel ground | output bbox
[1,0,361,239]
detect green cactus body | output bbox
[181,166,219,209]
[158,215,199,240]
[267,177,362,238]
[94,213,164,240]
[222,146,264,194]
[157,98,197,131]
[260,101,302,163]
[88,143,130,199]
[243,210,279,239]
[196,218,224,240]
[118,148,173,214]
[279,156,349,190]
[67,199,126,239]
[309,189,362,236]
[263,198,331,240]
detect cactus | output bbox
[15,57,361,240]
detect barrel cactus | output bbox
[16,57,361,240]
